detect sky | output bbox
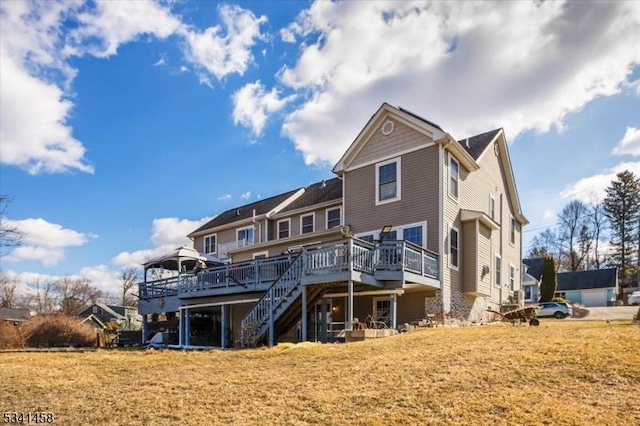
[1,0,639,300]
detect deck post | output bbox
[320,300,327,343]
[178,308,183,346]
[221,304,227,349]
[301,285,308,342]
[347,279,354,330]
[268,289,275,347]
[390,293,397,330]
[141,314,148,344]
[184,308,190,347]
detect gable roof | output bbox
[557,268,618,291]
[458,129,501,160]
[0,307,31,322]
[333,103,449,174]
[523,258,545,281]
[189,188,301,236]
[280,178,342,213]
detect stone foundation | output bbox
[425,291,496,325]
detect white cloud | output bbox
[181,4,267,81]
[0,1,267,175]
[111,216,210,269]
[240,191,252,200]
[3,218,93,266]
[78,264,122,298]
[218,194,232,201]
[560,161,640,202]
[612,127,640,157]
[276,1,640,166]
[70,0,183,58]
[232,80,292,136]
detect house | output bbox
[0,307,31,323]
[79,304,142,330]
[556,269,619,307]
[522,258,543,303]
[138,103,528,347]
[522,258,619,307]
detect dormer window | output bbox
[375,157,401,205]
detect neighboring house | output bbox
[522,258,543,303]
[556,269,619,307]
[0,307,31,323]
[522,258,619,307]
[138,102,528,347]
[80,304,142,330]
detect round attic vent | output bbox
[381,120,395,136]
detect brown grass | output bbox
[1,321,638,425]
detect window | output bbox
[237,227,254,246]
[489,196,496,220]
[403,226,423,246]
[449,156,459,199]
[449,226,459,268]
[524,286,532,300]
[375,158,401,204]
[253,251,268,260]
[326,207,341,229]
[381,230,397,241]
[509,264,515,292]
[359,234,375,243]
[204,234,217,254]
[301,213,314,234]
[510,216,516,245]
[277,219,290,239]
[373,297,391,324]
[495,255,502,287]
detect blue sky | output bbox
[1,0,639,298]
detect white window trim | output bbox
[494,254,502,288]
[510,215,516,246]
[204,233,217,254]
[300,212,315,235]
[449,224,459,270]
[448,153,459,201]
[277,218,291,240]
[326,206,342,230]
[375,157,401,206]
[236,225,254,244]
[509,263,516,292]
[253,251,269,259]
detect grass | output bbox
[1,321,639,425]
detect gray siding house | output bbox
[138,103,528,347]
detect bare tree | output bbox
[588,198,607,270]
[25,278,58,314]
[120,267,140,307]
[557,200,592,271]
[55,277,102,315]
[529,228,563,268]
[0,194,23,257]
[0,272,18,307]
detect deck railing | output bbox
[139,238,439,300]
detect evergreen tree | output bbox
[539,256,557,302]
[603,170,640,287]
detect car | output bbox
[629,291,640,306]
[536,302,573,319]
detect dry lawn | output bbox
[1,321,639,425]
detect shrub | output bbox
[0,321,25,349]
[22,315,98,348]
